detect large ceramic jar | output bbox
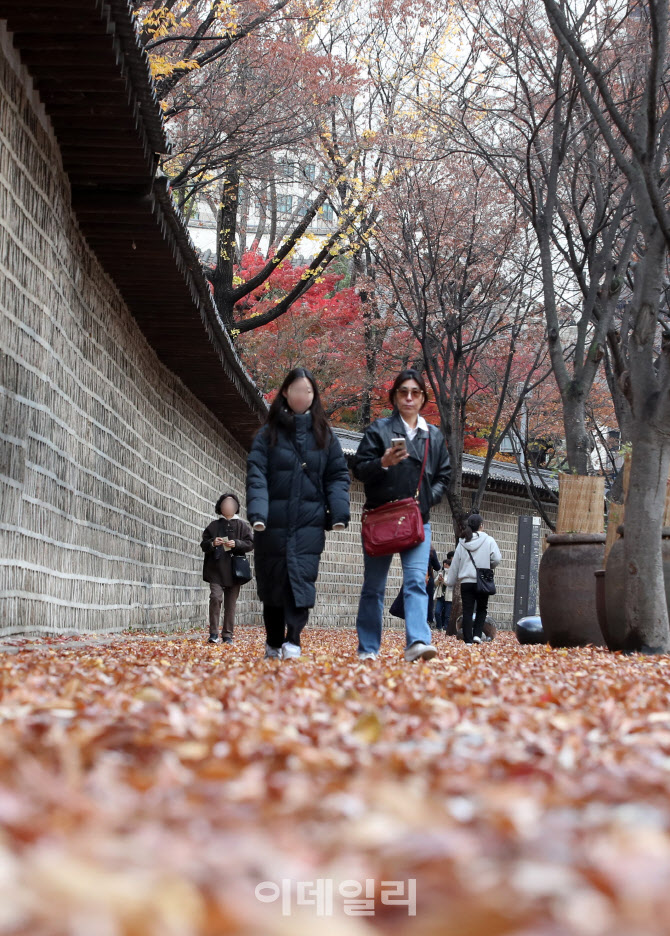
[604,527,670,652]
[538,533,606,648]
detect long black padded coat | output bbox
[246,409,351,608]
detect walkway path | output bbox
[0,627,668,934]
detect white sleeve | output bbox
[490,536,502,569]
[446,547,461,586]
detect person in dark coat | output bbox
[200,493,254,644]
[246,367,350,661]
[353,368,451,663]
[435,552,455,631]
[426,546,441,625]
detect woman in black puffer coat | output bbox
[246,367,350,660]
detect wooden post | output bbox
[556,474,606,534]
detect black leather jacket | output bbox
[352,412,451,521]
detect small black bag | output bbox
[475,567,496,595]
[467,549,496,595]
[231,554,252,584]
[389,589,405,619]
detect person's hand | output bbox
[224,539,236,548]
[332,522,345,531]
[253,522,266,532]
[380,446,409,469]
[212,537,225,546]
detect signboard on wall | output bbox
[513,516,542,621]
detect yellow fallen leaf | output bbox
[351,709,383,743]
[134,687,162,702]
[174,741,209,760]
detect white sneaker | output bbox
[404,642,438,663]
[264,643,281,659]
[281,642,302,660]
[473,636,482,644]
[358,651,377,661]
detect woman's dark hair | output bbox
[215,493,240,515]
[460,511,483,542]
[388,368,429,411]
[265,367,331,449]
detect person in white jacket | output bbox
[446,512,502,644]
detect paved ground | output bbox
[0,627,217,654]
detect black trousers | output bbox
[461,582,490,643]
[426,578,435,624]
[263,584,309,648]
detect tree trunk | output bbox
[213,162,240,322]
[624,428,670,651]
[623,232,670,652]
[604,344,633,503]
[352,248,377,427]
[445,431,466,527]
[603,340,633,445]
[562,387,591,475]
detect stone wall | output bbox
[0,38,260,637]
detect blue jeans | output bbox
[434,598,452,630]
[356,524,433,653]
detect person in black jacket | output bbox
[200,493,254,644]
[246,367,350,661]
[426,546,441,626]
[353,369,451,663]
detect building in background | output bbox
[188,154,339,265]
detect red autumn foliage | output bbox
[236,251,409,423]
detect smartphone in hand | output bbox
[391,437,407,454]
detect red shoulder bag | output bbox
[361,438,429,557]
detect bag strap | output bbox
[415,437,430,499]
[465,544,492,576]
[466,548,479,573]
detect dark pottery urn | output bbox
[604,527,670,652]
[515,615,545,645]
[538,533,606,648]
